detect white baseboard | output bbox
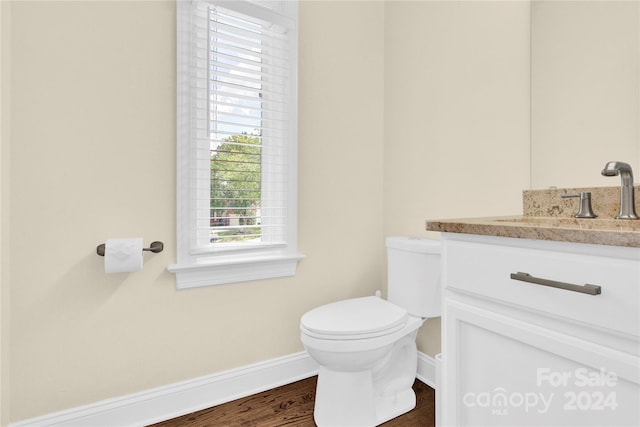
[417,351,437,389]
[10,351,437,427]
[10,352,319,427]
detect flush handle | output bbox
[510,272,601,295]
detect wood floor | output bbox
[150,376,435,427]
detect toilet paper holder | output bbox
[96,241,164,256]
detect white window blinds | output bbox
[190,0,294,251]
[172,0,301,288]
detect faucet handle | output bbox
[561,192,597,218]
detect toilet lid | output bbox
[300,296,408,339]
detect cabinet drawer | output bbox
[444,237,640,337]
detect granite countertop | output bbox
[426,215,640,248]
[426,186,640,248]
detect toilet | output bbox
[300,237,441,427]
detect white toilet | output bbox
[300,237,441,427]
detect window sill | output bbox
[168,253,305,289]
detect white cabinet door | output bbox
[442,299,640,427]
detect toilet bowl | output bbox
[300,237,441,427]
[301,297,424,426]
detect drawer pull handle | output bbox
[510,272,602,295]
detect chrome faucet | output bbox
[601,161,638,219]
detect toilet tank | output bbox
[386,237,441,318]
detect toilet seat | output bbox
[300,296,408,340]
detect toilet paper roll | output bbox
[104,238,144,273]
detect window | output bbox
[170,0,302,289]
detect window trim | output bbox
[169,0,303,289]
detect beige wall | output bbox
[383,1,531,354]
[1,0,531,423]
[3,0,385,422]
[531,0,640,189]
[1,1,11,425]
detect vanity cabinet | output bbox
[440,233,640,426]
